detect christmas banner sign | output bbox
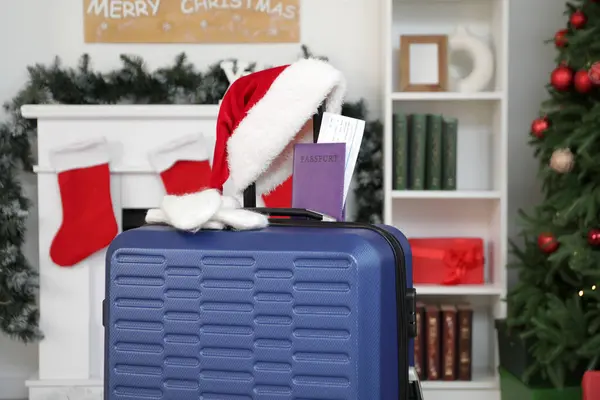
[83,0,300,44]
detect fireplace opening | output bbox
[122,208,150,231]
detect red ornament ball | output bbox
[531,117,549,138]
[575,69,593,93]
[555,29,568,47]
[538,232,559,254]
[588,229,600,246]
[570,10,587,29]
[551,66,573,91]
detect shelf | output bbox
[391,190,501,200]
[391,92,504,101]
[418,391,499,400]
[390,100,502,193]
[415,284,503,296]
[421,369,498,390]
[390,0,504,93]
[383,0,507,395]
[391,200,495,237]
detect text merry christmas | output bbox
[87,0,297,19]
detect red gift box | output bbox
[408,238,485,285]
[583,371,600,400]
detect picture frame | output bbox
[399,35,448,92]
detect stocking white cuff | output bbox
[149,133,211,173]
[49,137,110,172]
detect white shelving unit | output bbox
[381,0,508,399]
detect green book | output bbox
[392,113,409,190]
[442,117,458,190]
[408,114,427,190]
[425,114,443,190]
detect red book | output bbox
[457,304,473,380]
[425,304,441,380]
[414,302,425,379]
[441,305,458,381]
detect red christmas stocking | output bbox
[262,176,293,208]
[49,138,118,267]
[149,134,212,196]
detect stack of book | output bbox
[392,113,458,191]
[414,302,474,381]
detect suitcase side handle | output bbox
[243,103,325,209]
[245,207,326,221]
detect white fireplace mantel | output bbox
[22,104,219,120]
[22,104,220,400]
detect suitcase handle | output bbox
[243,103,325,209]
[246,207,325,221]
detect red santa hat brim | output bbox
[226,58,346,196]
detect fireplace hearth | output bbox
[122,208,150,232]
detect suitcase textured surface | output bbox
[104,222,413,399]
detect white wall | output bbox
[0,4,52,397]
[506,0,566,288]
[0,0,565,398]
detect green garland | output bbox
[0,46,382,342]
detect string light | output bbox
[578,286,597,296]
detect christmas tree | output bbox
[506,0,600,388]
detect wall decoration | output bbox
[448,25,495,93]
[83,0,300,44]
[0,46,382,342]
[399,35,448,92]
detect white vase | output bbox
[448,25,495,93]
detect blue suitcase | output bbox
[103,209,418,400]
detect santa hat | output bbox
[144,58,346,232]
[211,57,346,198]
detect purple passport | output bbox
[292,143,346,220]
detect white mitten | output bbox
[212,208,269,230]
[161,189,222,231]
[145,208,169,225]
[199,195,239,230]
[203,221,226,230]
[144,190,268,232]
[146,207,225,231]
[209,195,268,230]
